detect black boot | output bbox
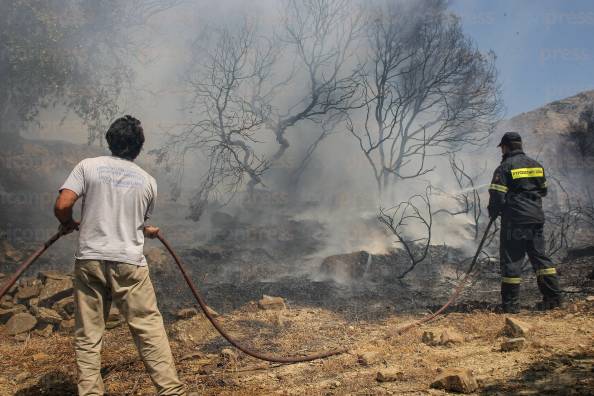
[535,295,563,311]
[535,299,559,311]
[501,283,520,314]
[536,275,563,311]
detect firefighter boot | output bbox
[536,275,563,310]
[501,283,520,314]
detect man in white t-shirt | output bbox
[54,115,185,396]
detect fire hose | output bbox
[156,232,345,362]
[0,219,495,363]
[394,217,495,334]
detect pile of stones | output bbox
[0,271,122,340]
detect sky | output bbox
[451,0,594,117]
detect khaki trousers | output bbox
[73,259,185,396]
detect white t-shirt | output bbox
[60,156,157,266]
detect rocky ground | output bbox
[1,264,593,395]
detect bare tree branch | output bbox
[349,0,502,194]
[155,1,366,216]
[432,154,486,239]
[379,185,433,279]
[152,20,274,219]
[267,0,364,169]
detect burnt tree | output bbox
[270,0,362,180]
[154,21,275,220]
[156,0,363,219]
[348,0,501,195]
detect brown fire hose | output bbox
[0,230,344,363]
[395,217,495,334]
[0,220,494,363]
[0,231,63,300]
[156,232,346,363]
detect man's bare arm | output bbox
[54,189,80,234]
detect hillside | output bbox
[497,90,594,194]
[502,90,594,137]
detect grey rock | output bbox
[52,296,75,319]
[106,305,121,322]
[440,328,465,345]
[15,280,42,300]
[39,271,70,281]
[33,323,54,338]
[0,304,26,323]
[180,351,204,361]
[431,368,478,393]
[14,332,29,342]
[422,328,464,346]
[6,312,38,335]
[422,330,438,345]
[39,277,73,307]
[376,368,404,382]
[105,320,122,329]
[105,306,123,329]
[501,337,526,352]
[37,307,63,325]
[0,295,14,309]
[60,318,76,333]
[504,317,532,338]
[176,308,198,319]
[257,295,286,311]
[27,297,39,308]
[357,351,383,367]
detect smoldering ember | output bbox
[0,1,593,395]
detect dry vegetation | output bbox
[1,296,593,395]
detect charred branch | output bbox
[153,21,274,219]
[268,0,364,167]
[379,186,433,279]
[433,154,486,239]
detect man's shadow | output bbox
[14,371,77,396]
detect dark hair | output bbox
[508,141,523,151]
[105,115,145,160]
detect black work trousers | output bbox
[499,222,561,309]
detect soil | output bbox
[1,288,592,395]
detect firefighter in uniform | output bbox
[488,132,562,313]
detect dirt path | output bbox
[1,298,593,395]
